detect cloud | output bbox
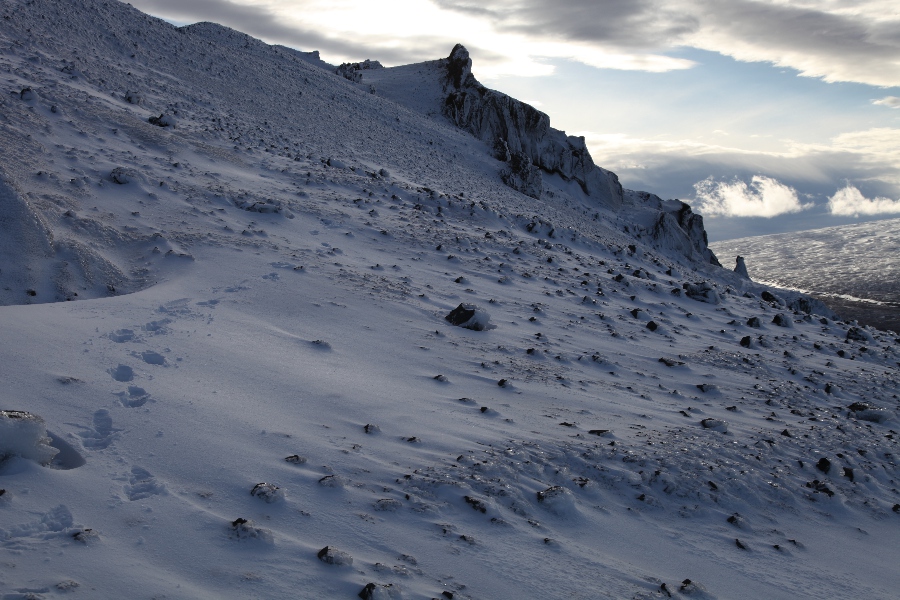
[873,96,900,108]
[129,1,900,85]
[692,175,813,217]
[434,0,900,86]
[828,185,900,216]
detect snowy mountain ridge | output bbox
[0,0,898,598]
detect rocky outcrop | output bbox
[440,45,623,209]
[734,256,750,279]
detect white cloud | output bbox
[873,96,900,108]
[692,175,813,217]
[828,185,900,216]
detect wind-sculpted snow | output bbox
[0,0,898,598]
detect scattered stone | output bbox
[587,429,610,436]
[110,167,133,184]
[464,495,487,513]
[806,480,834,497]
[230,518,272,541]
[658,357,684,367]
[761,290,781,305]
[318,475,344,488]
[433,374,448,382]
[364,424,381,434]
[847,402,891,423]
[746,317,761,328]
[374,498,402,512]
[72,528,98,544]
[735,538,748,550]
[700,418,728,433]
[498,379,509,387]
[284,454,307,464]
[646,320,658,332]
[250,482,284,503]
[148,113,175,127]
[772,313,792,327]
[358,582,402,600]
[846,327,872,343]
[317,546,353,565]
[816,457,831,474]
[740,336,752,348]
[696,383,718,393]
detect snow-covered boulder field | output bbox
[0,1,898,598]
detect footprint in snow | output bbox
[108,329,135,343]
[117,386,151,408]
[108,364,134,382]
[124,467,167,501]
[138,350,167,366]
[77,409,117,449]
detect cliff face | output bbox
[441,45,623,209]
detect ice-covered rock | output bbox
[336,59,383,83]
[0,410,59,466]
[317,546,353,565]
[440,45,623,208]
[734,256,750,279]
[358,582,402,600]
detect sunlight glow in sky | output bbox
[128,0,900,239]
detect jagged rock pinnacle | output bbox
[446,43,472,89]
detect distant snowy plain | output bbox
[712,219,900,333]
[1,1,899,599]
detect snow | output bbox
[0,0,898,598]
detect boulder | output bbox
[445,303,494,331]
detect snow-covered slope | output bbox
[1,1,899,598]
[712,219,900,333]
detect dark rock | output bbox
[284,454,306,464]
[746,317,761,328]
[588,429,609,436]
[772,313,792,327]
[658,357,684,367]
[464,495,487,513]
[816,457,831,474]
[318,546,353,565]
[250,482,283,503]
[444,303,492,330]
[646,321,658,332]
[735,538,748,550]
[364,424,381,434]
[740,336,752,348]
[761,290,780,304]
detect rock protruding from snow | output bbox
[336,59,384,83]
[734,256,750,279]
[317,546,353,565]
[0,410,59,466]
[500,151,542,199]
[358,582,402,600]
[654,199,721,266]
[445,303,494,331]
[683,282,721,304]
[440,45,623,208]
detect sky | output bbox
[125,0,900,240]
